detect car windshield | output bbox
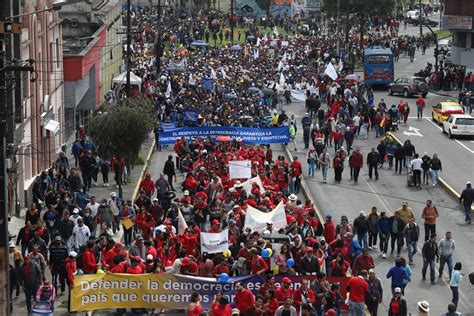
[443,105,462,111]
[456,118,474,125]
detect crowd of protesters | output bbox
[7,4,472,316]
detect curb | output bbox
[131,138,156,202]
[387,132,473,212]
[281,144,326,225]
[429,91,458,99]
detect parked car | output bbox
[442,114,474,138]
[438,39,451,53]
[432,101,464,124]
[406,10,420,20]
[388,77,429,98]
[412,17,439,27]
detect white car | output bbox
[406,10,420,19]
[442,114,474,138]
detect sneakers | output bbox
[382,253,386,259]
[368,246,372,250]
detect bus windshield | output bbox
[363,47,394,85]
[367,55,391,64]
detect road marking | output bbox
[423,118,474,154]
[403,126,423,137]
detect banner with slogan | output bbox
[71,273,349,312]
[244,201,287,232]
[229,160,252,179]
[200,229,229,254]
[230,175,265,194]
[158,126,290,145]
[161,121,177,131]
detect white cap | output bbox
[69,251,78,258]
[288,194,297,201]
[184,190,189,195]
[360,211,366,217]
[9,241,15,248]
[110,192,117,197]
[146,254,153,261]
[73,208,79,214]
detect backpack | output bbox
[469,272,474,285]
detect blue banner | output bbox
[183,110,199,123]
[201,78,215,90]
[161,121,177,131]
[159,126,290,145]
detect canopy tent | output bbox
[113,72,142,91]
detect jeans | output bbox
[422,258,436,282]
[423,169,430,184]
[379,233,390,253]
[439,254,453,278]
[368,164,378,179]
[368,232,377,247]
[431,169,440,185]
[123,225,133,246]
[417,106,423,119]
[357,232,369,250]
[464,203,472,223]
[308,161,316,176]
[353,167,361,182]
[407,241,417,261]
[321,165,328,182]
[390,233,403,255]
[375,125,383,138]
[405,156,412,169]
[451,286,459,307]
[424,223,436,241]
[334,140,342,152]
[349,301,365,316]
[395,158,403,174]
[24,285,39,312]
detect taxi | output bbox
[431,101,464,124]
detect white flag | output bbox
[273,26,279,37]
[279,72,285,86]
[221,67,226,79]
[188,73,196,86]
[165,81,172,98]
[178,208,188,235]
[200,229,229,254]
[282,51,287,61]
[278,60,284,71]
[324,62,338,80]
[210,68,217,80]
[253,49,259,59]
[244,201,287,233]
[256,37,261,46]
[338,60,344,72]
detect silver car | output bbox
[388,77,429,98]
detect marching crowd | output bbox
[7,5,473,316]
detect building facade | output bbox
[16,0,65,208]
[443,0,474,71]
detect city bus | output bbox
[363,46,394,86]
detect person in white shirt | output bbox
[410,153,423,189]
[72,217,90,250]
[85,196,99,218]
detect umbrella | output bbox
[344,74,360,81]
[230,45,242,51]
[191,41,210,47]
[216,136,233,142]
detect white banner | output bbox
[178,208,188,235]
[230,175,265,194]
[324,62,338,80]
[244,201,288,232]
[229,160,252,179]
[200,229,229,254]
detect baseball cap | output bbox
[114,242,123,248]
[394,287,402,293]
[212,219,220,225]
[9,241,15,248]
[69,251,78,258]
[282,277,291,284]
[54,236,62,241]
[184,190,190,195]
[146,254,153,261]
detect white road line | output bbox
[423,118,474,154]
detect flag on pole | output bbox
[253,49,259,59]
[278,60,284,72]
[210,68,217,80]
[256,37,261,46]
[279,72,285,86]
[324,62,338,80]
[338,60,344,72]
[273,26,279,37]
[188,73,196,86]
[177,208,188,235]
[221,67,227,79]
[165,81,172,98]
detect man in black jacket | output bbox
[460,181,474,224]
[300,247,320,275]
[367,148,379,180]
[422,233,439,284]
[49,236,69,294]
[389,211,405,257]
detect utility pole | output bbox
[230,0,234,45]
[155,0,162,78]
[126,0,132,96]
[344,0,350,52]
[419,0,423,36]
[336,0,340,57]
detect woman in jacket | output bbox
[388,288,408,316]
[450,262,463,307]
[274,243,292,275]
[333,151,344,182]
[367,207,380,250]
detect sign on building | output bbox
[447,16,473,30]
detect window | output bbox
[56,38,60,68]
[455,118,474,125]
[367,55,390,64]
[453,32,467,48]
[110,48,114,60]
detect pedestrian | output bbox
[353,211,369,250]
[367,148,379,180]
[389,211,404,257]
[289,122,297,151]
[347,271,369,316]
[410,153,423,188]
[163,155,176,191]
[366,269,383,316]
[350,148,363,183]
[397,202,415,225]
[376,211,390,258]
[402,218,420,264]
[442,303,462,316]
[421,233,439,284]
[235,282,255,314]
[318,148,330,183]
[421,152,431,185]
[367,207,379,249]
[307,146,318,177]
[449,262,464,308]
[421,200,439,241]
[48,235,68,295]
[394,144,404,174]
[403,140,415,170]
[386,258,408,294]
[416,96,425,120]
[333,151,344,182]
[438,231,455,279]
[388,287,407,316]
[429,153,442,186]
[19,256,43,314]
[459,181,474,224]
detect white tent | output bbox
[113,71,142,91]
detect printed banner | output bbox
[244,201,288,232]
[71,273,349,312]
[229,160,252,179]
[183,109,200,123]
[159,126,290,145]
[161,121,177,131]
[200,229,229,254]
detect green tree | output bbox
[87,98,155,161]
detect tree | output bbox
[87,98,155,162]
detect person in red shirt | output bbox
[331,127,344,152]
[275,277,294,304]
[139,173,155,198]
[324,215,336,243]
[126,256,144,274]
[293,279,316,310]
[65,251,77,288]
[212,296,232,316]
[348,272,369,313]
[416,96,426,120]
[213,258,230,277]
[82,241,99,274]
[349,148,363,183]
[235,282,255,314]
[102,242,127,269]
[207,220,221,233]
[249,248,269,275]
[180,257,198,276]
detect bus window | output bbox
[367,55,390,64]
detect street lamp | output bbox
[6,0,73,19]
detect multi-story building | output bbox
[442,0,474,70]
[15,0,65,208]
[60,0,122,140]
